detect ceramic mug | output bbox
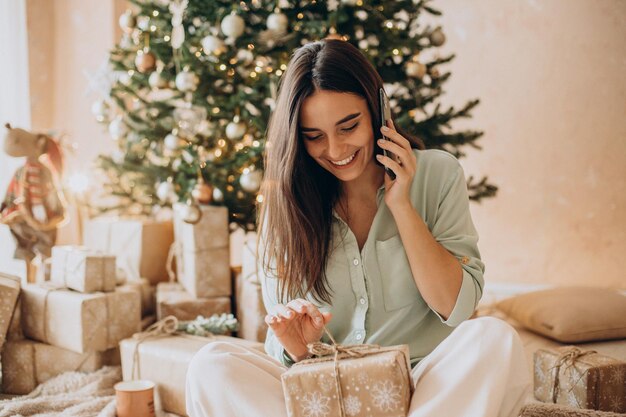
[114,380,156,417]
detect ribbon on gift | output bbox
[130,315,216,380]
[53,246,112,291]
[548,346,597,405]
[301,328,382,417]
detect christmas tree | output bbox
[93,0,496,232]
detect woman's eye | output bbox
[304,135,321,141]
[342,123,359,132]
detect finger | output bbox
[288,299,325,328]
[321,311,332,324]
[273,304,297,320]
[381,125,411,151]
[376,154,405,178]
[377,138,412,167]
[286,299,308,315]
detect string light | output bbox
[256,194,264,203]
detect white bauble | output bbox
[119,10,136,33]
[236,49,254,64]
[239,170,263,193]
[212,187,224,203]
[226,120,247,140]
[156,180,177,203]
[164,132,185,150]
[118,71,133,86]
[341,0,358,4]
[221,13,245,39]
[267,12,288,34]
[201,35,226,56]
[108,117,127,140]
[175,70,199,92]
[149,71,168,89]
[91,100,109,119]
[137,16,150,31]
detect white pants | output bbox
[186,317,531,417]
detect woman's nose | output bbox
[326,135,346,160]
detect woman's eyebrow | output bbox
[300,112,361,132]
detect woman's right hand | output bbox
[264,299,332,362]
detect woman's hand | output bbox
[376,120,417,213]
[264,299,332,362]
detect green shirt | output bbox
[261,149,485,367]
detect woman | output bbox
[187,39,530,417]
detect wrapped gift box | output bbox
[282,344,413,417]
[21,284,141,353]
[173,203,231,298]
[156,282,231,321]
[83,217,174,285]
[234,268,267,343]
[1,339,104,395]
[118,278,157,316]
[0,273,21,351]
[50,245,116,293]
[120,333,263,416]
[534,346,626,412]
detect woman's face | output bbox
[299,90,376,183]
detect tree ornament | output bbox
[201,35,226,56]
[156,178,177,203]
[135,49,156,73]
[191,175,213,204]
[341,0,358,5]
[226,116,247,140]
[429,28,446,47]
[406,61,426,78]
[221,13,245,39]
[169,0,189,49]
[181,198,202,224]
[239,169,262,193]
[267,12,288,34]
[212,187,224,203]
[108,117,127,141]
[175,69,199,92]
[149,70,168,89]
[164,131,186,150]
[119,10,136,34]
[173,105,208,139]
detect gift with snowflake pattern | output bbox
[281,344,412,417]
[534,346,626,412]
[0,272,20,352]
[20,283,141,353]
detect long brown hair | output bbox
[258,39,424,304]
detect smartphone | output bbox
[379,88,400,180]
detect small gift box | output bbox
[234,267,267,342]
[281,333,413,417]
[21,283,141,353]
[118,278,157,316]
[1,339,105,394]
[156,282,231,321]
[534,346,626,412]
[50,245,116,293]
[0,273,21,351]
[119,316,264,416]
[172,203,231,298]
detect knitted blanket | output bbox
[520,403,626,417]
[0,366,120,417]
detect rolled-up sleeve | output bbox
[430,161,485,327]
[258,239,295,367]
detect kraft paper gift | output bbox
[83,217,174,285]
[234,268,267,343]
[172,203,231,298]
[156,282,231,321]
[282,338,413,417]
[50,245,116,293]
[0,272,21,351]
[1,339,104,395]
[118,277,157,316]
[21,284,141,353]
[534,346,626,412]
[119,317,264,416]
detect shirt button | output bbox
[359,297,366,305]
[461,256,470,265]
[353,258,359,266]
[355,332,363,340]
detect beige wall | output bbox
[21,1,625,288]
[436,0,626,288]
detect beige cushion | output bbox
[497,287,626,343]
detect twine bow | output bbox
[301,328,380,417]
[549,346,597,405]
[131,315,179,380]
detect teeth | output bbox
[330,151,357,166]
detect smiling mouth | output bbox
[329,150,359,166]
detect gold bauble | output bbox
[135,50,156,73]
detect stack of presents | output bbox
[2,204,625,416]
[0,204,268,416]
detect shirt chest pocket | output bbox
[375,235,425,311]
